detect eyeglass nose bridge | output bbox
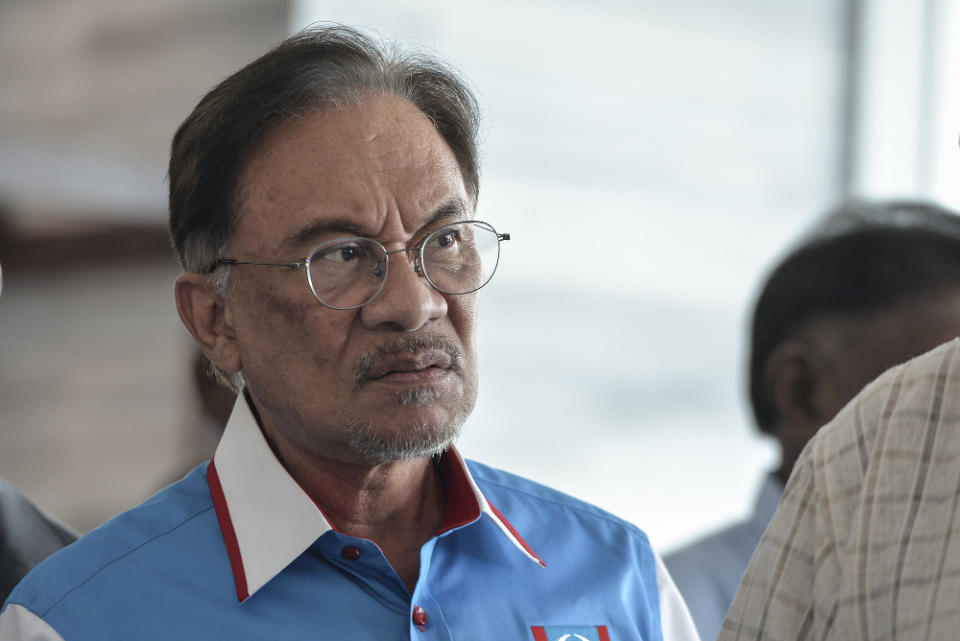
[381,245,424,275]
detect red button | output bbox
[340,546,361,560]
[412,605,428,630]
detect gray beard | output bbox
[344,387,463,464]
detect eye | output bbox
[318,242,369,263]
[337,246,360,261]
[434,230,460,249]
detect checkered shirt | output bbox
[719,337,960,641]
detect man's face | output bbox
[221,94,479,466]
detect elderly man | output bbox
[666,199,960,641]
[0,27,696,640]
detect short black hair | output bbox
[749,199,960,433]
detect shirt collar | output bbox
[208,393,543,603]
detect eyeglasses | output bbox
[211,220,510,310]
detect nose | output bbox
[359,247,447,331]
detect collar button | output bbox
[340,545,361,560]
[412,605,428,631]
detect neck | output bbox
[262,425,445,594]
[303,456,443,538]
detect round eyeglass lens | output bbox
[421,221,501,295]
[306,238,388,309]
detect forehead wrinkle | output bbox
[280,196,468,251]
[283,217,373,249]
[234,97,470,256]
[414,198,470,233]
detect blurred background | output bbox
[1,0,958,552]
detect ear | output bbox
[174,273,241,374]
[764,340,821,429]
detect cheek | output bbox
[258,276,314,326]
[233,282,353,378]
[449,295,480,385]
[450,295,479,346]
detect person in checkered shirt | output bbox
[719,204,960,641]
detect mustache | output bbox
[354,336,464,384]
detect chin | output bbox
[397,386,441,406]
[344,417,463,465]
[338,382,477,464]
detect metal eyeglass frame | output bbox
[209,219,510,310]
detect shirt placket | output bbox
[314,532,411,616]
[409,538,454,641]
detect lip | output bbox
[373,366,452,385]
[362,349,454,384]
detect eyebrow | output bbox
[283,198,470,248]
[421,198,469,230]
[283,218,370,248]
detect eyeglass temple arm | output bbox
[210,259,307,271]
[208,229,509,272]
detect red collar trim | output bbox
[434,453,545,567]
[207,460,249,602]
[440,447,546,567]
[436,451,482,533]
[207,395,543,603]
[487,499,544,566]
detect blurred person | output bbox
[0,26,697,640]
[665,199,960,641]
[0,262,77,604]
[719,338,960,641]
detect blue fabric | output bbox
[664,475,783,641]
[4,462,664,640]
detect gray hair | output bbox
[167,24,482,390]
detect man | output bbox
[0,263,77,605]
[665,199,960,641]
[719,338,960,641]
[0,26,697,640]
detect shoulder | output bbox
[466,459,652,548]
[803,338,960,500]
[0,480,77,603]
[5,466,216,617]
[817,338,960,456]
[465,461,702,639]
[806,336,960,552]
[467,461,646,537]
[0,479,75,545]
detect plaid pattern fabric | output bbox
[719,338,960,641]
